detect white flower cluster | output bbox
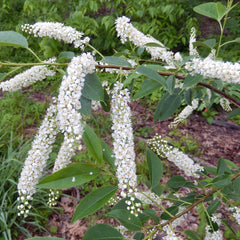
[210,213,222,226]
[57,53,96,139]
[169,98,199,128]
[115,16,175,67]
[125,196,142,216]
[189,27,199,57]
[111,81,137,197]
[134,191,163,206]
[0,59,56,92]
[17,102,59,216]
[148,134,204,178]
[162,225,183,240]
[22,22,90,49]
[230,206,240,225]
[220,98,232,112]
[185,58,240,84]
[204,225,223,240]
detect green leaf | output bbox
[204,166,217,175]
[82,73,104,101]
[113,197,142,210]
[38,163,99,189]
[217,158,231,175]
[103,56,132,67]
[82,224,124,240]
[136,66,166,87]
[133,232,144,240]
[193,2,227,22]
[160,206,179,220]
[0,31,28,48]
[0,72,8,81]
[233,178,240,194]
[193,39,216,49]
[79,96,91,116]
[144,42,164,48]
[183,74,203,88]
[108,209,142,231]
[58,51,74,60]
[184,230,201,240]
[133,78,161,99]
[207,199,220,215]
[221,219,237,236]
[139,209,159,224]
[212,175,231,188]
[100,89,110,112]
[101,140,115,168]
[147,148,163,189]
[166,75,175,95]
[83,125,103,163]
[227,108,240,119]
[72,185,117,223]
[154,89,181,122]
[151,184,163,196]
[185,88,193,105]
[26,238,64,240]
[167,176,187,189]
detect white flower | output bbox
[185,58,240,84]
[115,16,175,67]
[163,225,183,240]
[0,59,56,92]
[230,206,240,224]
[189,27,199,57]
[111,81,137,195]
[148,134,204,178]
[169,99,199,128]
[220,98,232,112]
[17,102,59,215]
[22,22,89,49]
[204,225,223,240]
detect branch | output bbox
[96,64,240,109]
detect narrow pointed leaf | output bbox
[108,209,142,231]
[133,78,161,99]
[0,31,28,48]
[154,89,181,122]
[82,73,104,101]
[103,56,132,67]
[83,224,124,240]
[184,230,201,240]
[38,163,99,189]
[72,185,117,223]
[167,176,187,189]
[133,232,145,240]
[144,42,164,48]
[207,199,220,215]
[79,96,91,116]
[101,140,115,168]
[166,75,175,94]
[147,148,163,189]
[136,66,166,87]
[83,125,103,163]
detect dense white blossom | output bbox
[111,81,137,197]
[22,22,89,49]
[0,59,56,92]
[220,98,232,112]
[162,225,183,240]
[204,225,223,240]
[57,53,96,140]
[169,99,199,128]
[115,16,175,67]
[148,134,204,178]
[230,206,240,225]
[185,58,240,84]
[189,27,199,57]
[17,102,59,216]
